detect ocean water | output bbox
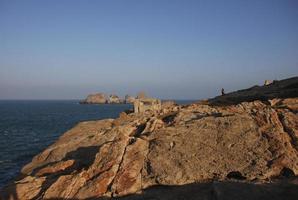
[0,100,132,187]
[0,100,194,188]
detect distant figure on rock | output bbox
[221,88,225,96]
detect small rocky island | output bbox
[80,93,137,104]
[1,77,298,200]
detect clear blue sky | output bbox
[0,0,297,99]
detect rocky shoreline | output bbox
[1,77,298,199]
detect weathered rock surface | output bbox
[1,77,298,200]
[80,93,136,104]
[125,95,135,104]
[107,94,123,104]
[80,93,107,104]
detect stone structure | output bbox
[264,80,273,85]
[134,98,161,113]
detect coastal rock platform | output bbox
[1,77,298,200]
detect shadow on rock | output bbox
[0,145,102,200]
[32,145,101,176]
[33,145,101,198]
[39,179,298,200]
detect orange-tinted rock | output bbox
[0,176,45,200]
[1,77,298,200]
[35,159,75,176]
[80,93,107,104]
[281,98,298,111]
[112,138,149,196]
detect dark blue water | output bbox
[0,100,132,187]
[0,100,194,188]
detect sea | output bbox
[0,100,194,188]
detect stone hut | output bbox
[134,98,161,113]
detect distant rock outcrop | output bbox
[80,93,106,104]
[1,77,298,199]
[80,93,138,104]
[125,95,136,104]
[107,94,123,104]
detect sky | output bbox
[0,0,297,100]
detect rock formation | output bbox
[136,91,147,99]
[133,98,162,113]
[107,94,123,104]
[161,100,176,108]
[125,95,135,104]
[80,94,135,104]
[1,77,298,200]
[209,77,298,106]
[80,93,107,104]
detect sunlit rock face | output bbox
[107,94,123,104]
[1,77,298,200]
[80,93,107,104]
[125,95,136,104]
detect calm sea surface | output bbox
[0,100,194,187]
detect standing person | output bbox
[221,88,225,95]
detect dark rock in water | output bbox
[1,77,298,199]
